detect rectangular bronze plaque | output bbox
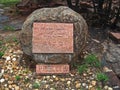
[32,23,73,53]
[36,64,69,74]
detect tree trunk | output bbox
[66,0,72,8]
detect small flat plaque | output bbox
[36,64,69,74]
[32,23,73,53]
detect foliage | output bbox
[94,60,101,68]
[12,37,19,43]
[1,46,7,52]
[0,41,5,58]
[77,64,87,74]
[67,0,120,28]
[77,54,102,74]
[0,0,20,6]
[15,75,20,81]
[0,41,3,46]
[3,25,15,31]
[33,82,40,89]
[96,73,109,82]
[0,52,4,58]
[85,54,98,64]
[85,54,101,67]
[96,86,102,90]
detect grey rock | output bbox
[0,15,9,23]
[9,19,24,30]
[0,9,4,14]
[102,42,120,76]
[20,6,88,63]
[103,43,120,63]
[0,4,4,8]
[0,73,3,78]
[4,7,11,11]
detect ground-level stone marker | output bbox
[19,6,88,74]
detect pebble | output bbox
[55,77,59,81]
[86,85,89,89]
[75,81,79,84]
[8,81,13,84]
[10,70,13,73]
[6,56,11,61]
[89,72,93,75]
[104,85,108,89]
[70,73,74,77]
[90,77,94,80]
[89,85,93,89]
[16,50,23,54]
[66,88,69,90]
[53,75,56,78]
[91,80,96,86]
[41,80,47,84]
[4,84,7,87]
[45,85,49,88]
[75,83,81,88]
[108,87,113,90]
[67,81,71,86]
[0,78,5,83]
[0,73,3,78]
[1,69,4,73]
[82,83,86,87]
[83,73,87,77]
[50,88,55,90]
[87,80,90,83]
[4,88,9,90]
[11,88,15,90]
[60,78,65,82]
[49,79,53,82]
[12,58,16,61]
[46,76,50,79]
[9,85,12,89]
[29,84,32,89]
[15,86,20,90]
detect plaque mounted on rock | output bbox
[36,64,69,74]
[32,23,73,53]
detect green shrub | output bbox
[96,73,109,82]
[33,82,40,89]
[96,86,102,90]
[85,54,101,67]
[15,75,20,81]
[85,54,98,64]
[0,41,3,45]
[94,60,101,67]
[0,52,4,58]
[2,46,7,50]
[77,64,87,74]
[0,0,20,6]
[12,37,18,43]
[3,25,15,31]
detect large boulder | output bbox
[19,6,88,64]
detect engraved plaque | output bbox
[36,64,69,74]
[32,23,73,53]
